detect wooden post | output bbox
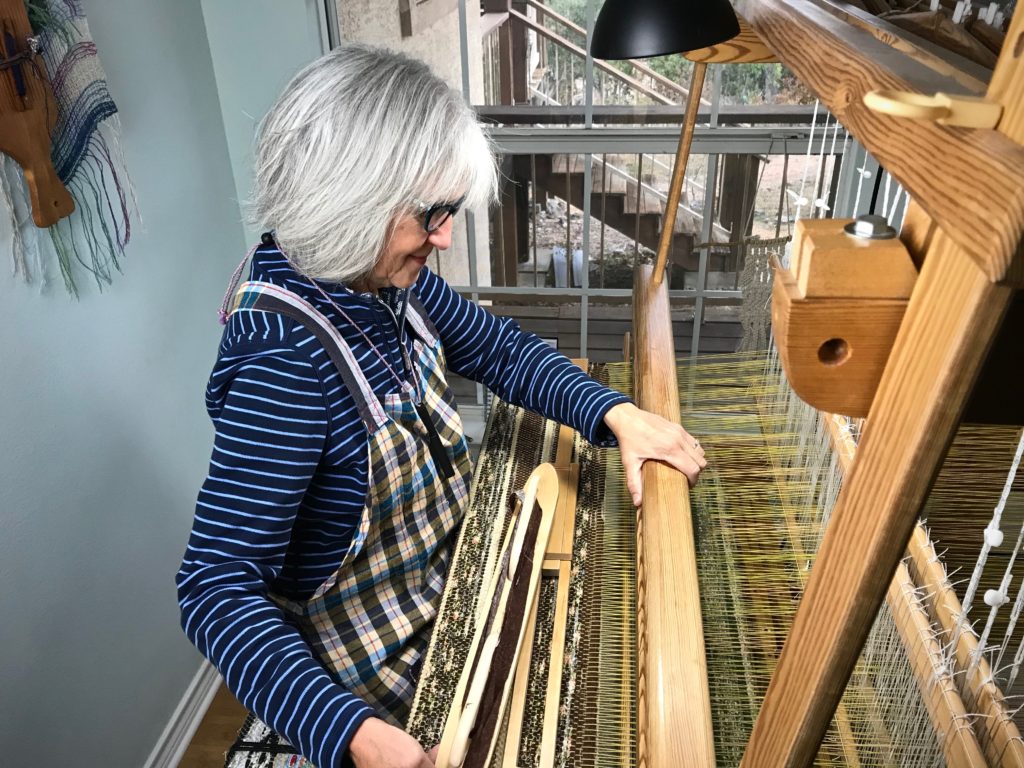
[652,62,706,285]
[498,16,514,105]
[513,155,531,275]
[511,1,529,104]
[498,156,521,286]
[632,263,715,767]
[886,563,989,768]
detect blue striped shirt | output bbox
[176,245,630,767]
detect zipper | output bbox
[376,291,421,404]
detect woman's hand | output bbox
[603,402,707,507]
[350,717,435,768]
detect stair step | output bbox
[622,187,664,216]
[548,159,631,197]
[550,154,585,175]
[533,154,708,253]
[592,172,629,196]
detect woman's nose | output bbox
[427,215,454,251]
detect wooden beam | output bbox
[511,1,529,104]
[886,563,989,768]
[685,16,779,64]
[632,263,715,767]
[737,0,1024,285]
[815,411,1015,765]
[499,14,514,105]
[497,155,521,286]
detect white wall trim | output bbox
[143,661,222,768]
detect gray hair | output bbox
[250,44,497,283]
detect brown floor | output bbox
[178,683,247,768]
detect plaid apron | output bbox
[231,281,473,724]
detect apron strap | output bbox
[231,281,388,431]
[404,291,441,349]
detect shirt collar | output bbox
[249,244,406,316]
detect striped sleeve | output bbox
[415,269,631,446]
[176,347,375,768]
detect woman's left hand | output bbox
[603,402,706,507]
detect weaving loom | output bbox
[409,2,1024,767]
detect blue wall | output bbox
[0,1,317,764]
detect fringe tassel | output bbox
[6,108,137,295]
[1,156,27,281]
[49,218,77,297]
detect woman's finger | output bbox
[681,439,707,469]
[656,443,696,479]
[669,441,706,484]
[679,429,705,456]
[683,457,702,486]
[681,437,707,469]
[625,456,643,508]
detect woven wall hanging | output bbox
[1,0,136,296]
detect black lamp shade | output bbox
[590,0,741,59]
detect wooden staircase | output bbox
[535,154,708,270]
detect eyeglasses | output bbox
[414,195,466,233]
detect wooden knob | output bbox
[864,89,1002,129]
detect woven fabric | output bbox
[6,0,135,294]
[406,401,561,749]
[226,714,313,768]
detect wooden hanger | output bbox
[0,0,73,228]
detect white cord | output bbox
[794,100,819,222]
[950,430,1024,664]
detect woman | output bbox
[177,44,705,768]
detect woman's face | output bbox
[358,210,454,292]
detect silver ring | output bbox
[694,439,701,449]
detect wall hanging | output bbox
[1,0,135,296]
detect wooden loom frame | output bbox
[625,1,1024,766]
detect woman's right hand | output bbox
[350,717,435,768]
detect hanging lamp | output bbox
[590,0,740,283]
